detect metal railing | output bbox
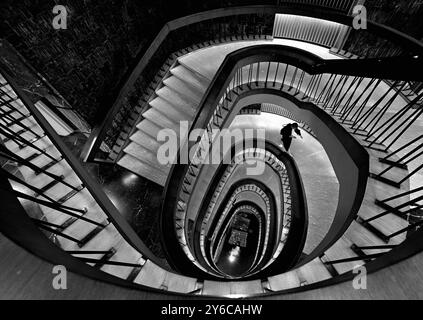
[277,0,356,13]
[0,70,173,287]
[3,6,423,297]
[162,42,423,289]
[83,1,423,165]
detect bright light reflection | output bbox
[228,246,240,263]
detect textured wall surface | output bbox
[365,0,423,40]
[343,0,423,57]
[1,0,421,125]
[0,0,273,125]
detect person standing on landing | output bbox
[280,122,302,154]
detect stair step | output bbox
[117,154,168,186]
[171,64,209,94]
[34,176,63,197]
[35,159,61,175]
[126,266,143,282]
[149,96,193,122]
[56,214,110,251]
[134,260,166,288]
[94,248,117,268]
[129,130,161,154]
[344,220,388,253]
[136,119,163,140]
[142,108,180,133]
[60,216,81,231]
[23,152,42,163]
[163,76,203,103]
[2,128,25,143]
[57,185,84,204]
[267,270,301,291]
[358,212,407,245]
[0,108,21,119]
[101,241,145,280]
[124,142,171,173]
[0,98,18,107]
[296,257,332,284]
[177,60,212,83]
[323,237,364,275]
[156,86,197,116]
[9,117,43,136]
[23,134,46,148]
[357,217,390,243]
[22,159,74,190]
[319,255,339,277]
[6,114,28,126]
[78,225,106,248]
[14,135,58,157]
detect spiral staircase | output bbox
[1,1,423,299]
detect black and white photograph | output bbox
[0,0,422,307]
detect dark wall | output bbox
[0,0,276,126]
[343,0,423,57]
[1,0,421,125]
[365,0,423,41]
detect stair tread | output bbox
[324,237,364,275]
[267,270,301,291]
[123,142,171,173]
[100,240,144,280]
[20,158,75,189]
[117,154,168,186]
[156,86,197,115]
[129,131,161,153]
[296,257,332,285]
[177,60,212,83]
[171,64,209,94]
[163,76,203,103]
[358,198,408,244]
[134,260,166,288]
[142,108,180,133]
[344,220,389,253]
[149,96,193,122]
[41,188,104,228]
[136,119,163,139]
[59,222,113,251]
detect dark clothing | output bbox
[280,124,301,152]
[282,135,292,152]
[280,124,293,138]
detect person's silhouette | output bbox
[280,122,302,153]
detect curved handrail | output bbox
[161,44,372,262]
[82,3,423,163]
[198,142,309,276]
[3,42,423,298]
[211,203,265,277]
[0,172,186,296]
[162,43,422,287]
[3,4,423,298]
[204,180,275,278]
[0,68,166,269]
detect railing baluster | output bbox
[342,78,376,123]
[362,82,407,137]
[352,81,397,133]
[273,62,280,87]
[366,92,423,147]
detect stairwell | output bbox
[117,61,211,186]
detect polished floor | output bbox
[177,39,342,255]
[215,214,259,277]
[62,133,167,261]
[2,231,423,299]
[230,113,339,255]
[2,34,422,298]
